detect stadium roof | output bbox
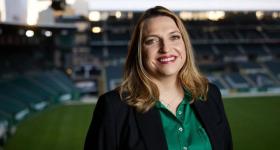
[89,0,280,11]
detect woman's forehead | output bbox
[142,16,179,35]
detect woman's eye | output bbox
[170,35,181,40]
[144,38,159,45]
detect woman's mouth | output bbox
[157,56,177,64]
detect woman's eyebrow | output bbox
[143,35,159,39]
[169,31,181,34]
[143,30,180,39]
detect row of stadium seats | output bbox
[0,70,80,145]
[209,72,278,89]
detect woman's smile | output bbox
[157,55,177,64]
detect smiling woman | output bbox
[142,16,186,84]
[85,6,232,150]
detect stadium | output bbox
[0,0,280,149]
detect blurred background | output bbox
[0,0,280,149]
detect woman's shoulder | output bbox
[207,82,222,98]
[99,90,121,100]
[97,90,129,110]
[97,90,122,105]
[208,82,220,93]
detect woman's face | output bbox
[142,16,186,80]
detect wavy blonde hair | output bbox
[118,6,208,112]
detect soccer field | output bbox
[3,96,280,150]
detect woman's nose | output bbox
[159,39,170,53]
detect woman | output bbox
[85,6,232,150]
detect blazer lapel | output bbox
[135,107,168,150]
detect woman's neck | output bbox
[153,77,185,114]
[157,79,180,93]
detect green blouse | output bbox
[155,91,212,150]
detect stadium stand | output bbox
[91,32,103,42]
[193,44,216,56]
[207,74,229,90]
[264,61,280,80]
[215,44,243,56]
[107,29,130,41]
[0,70,80,147]
[105,65,124,91]
[224,73,252,89]
[247,73,276,88]
[0,23,81,146]
[266,43,280,56]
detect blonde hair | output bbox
[118,6,208,112]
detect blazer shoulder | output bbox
[97,90,129,112]
[207,82,224,102]
[208,82,221,95]
[99,90,121,101]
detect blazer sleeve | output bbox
[210,83,233,150]
[84,93,119,150]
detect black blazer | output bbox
[84,83,233,150]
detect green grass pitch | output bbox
[3,96,280,150]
